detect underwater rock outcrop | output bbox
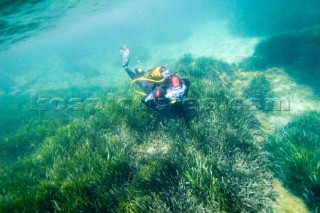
[254,27,320,86]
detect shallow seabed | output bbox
[1,0,319,212]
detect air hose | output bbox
[130,77,165,96]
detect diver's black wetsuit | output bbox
[124,66,156,94]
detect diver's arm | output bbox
[124,64,151,93]
[120,45,138,80]
[124,66,137,80]
[120,45,151,93]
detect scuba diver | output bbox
[119,45,190,111]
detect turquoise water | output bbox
[1,0,320,212]
[0,0,245,94]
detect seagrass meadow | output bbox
[0,56,276,212]
[1,0,320,212]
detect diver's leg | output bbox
[143,99,158,110]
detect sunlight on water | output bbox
[0,0,258,94]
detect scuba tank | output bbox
[151,74,187,107]
[164,75,187,103]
